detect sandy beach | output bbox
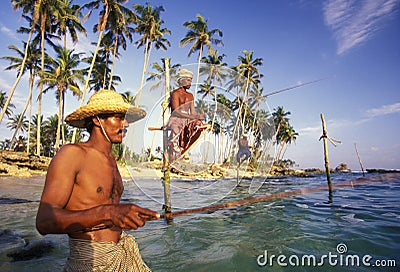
[0,150,342,180]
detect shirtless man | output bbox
[36,90,159,271]
[167,69,205,161]
[237,134,251,166]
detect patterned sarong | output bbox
[167,115,203,159]
[64,232,151,272]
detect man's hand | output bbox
[111,204,160,230]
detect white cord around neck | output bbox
[96,116,111,143]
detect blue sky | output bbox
[0,0,399,170]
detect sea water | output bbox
[0,173,399,271]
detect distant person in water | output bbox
[36,90,160,271]
[167,68,205,161]
[237,134,251,165]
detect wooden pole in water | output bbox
[320,113,333,202]
[162,58,172,215]
[354,143,366,177]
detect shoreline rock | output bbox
[0,151,50,177]
[2,151,393,179]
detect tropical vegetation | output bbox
[0,1,298,167]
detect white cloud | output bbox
[299,125,320,135]
[0,24,18,40]
[0,77,12,90]
[365,102,400,117]
[323,0,399,55]
[63,32,95,55]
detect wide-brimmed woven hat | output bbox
[65,90,146,128]
[177,68,193,83]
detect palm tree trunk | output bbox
[27,70,35,154]
[71,29,105,143]
[108,31,119,90]
[27,93,32,154]
[135,38,150,107]
[280,143,289,161]
[55,91,62,153]
[0,29,35,124]
[72,4,109,143]
[61,92,65,145]
[193,45,203,101]
[37,20,47,156]
[10,90,31,147]
[226,76,250,162]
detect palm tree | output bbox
[225,50,263,162]
[200,50,228,84]
[99,2,135,89]
[96,34,115,89]
[279,125,298,161]
[180,14,223,100]
[146,58,180,92]
[198,81,216,101]
[82,50,122,91]
[42,114,59,156]
[0,1,41,124]
[199,51,228,141]
[1,1,37,124]
[29,114,41,154]
[0,91,16,119]
[10,1,66,154]
[133,2,171,106]
[33,0,68,155]
[272,106,290,133]
[120,91,136,159]
[247,84,266,134]
[7,113,29,147]
[55,0,86,49]
[74,0,123,142]
[216,93,234,161]
[2,40,41,154]
[41,46,84,151]
[195,99,208,111]
[121,91,135,104]
[230,50,263,97]
[272,106,292,161]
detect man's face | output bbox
[99,113,129,143]
[180,77,192,88]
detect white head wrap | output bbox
[177,68,193,83]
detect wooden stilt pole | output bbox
[162,58,172,217]
[320,113,333,203]
[354,143,366,177]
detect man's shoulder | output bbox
[58,143,88,156]
[48,143,88,170]
[172,86,185,94]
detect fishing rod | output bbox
[155,173,400,220]
[262,76,331,98]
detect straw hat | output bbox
[177,68,193,83]
[65,90,146,128]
